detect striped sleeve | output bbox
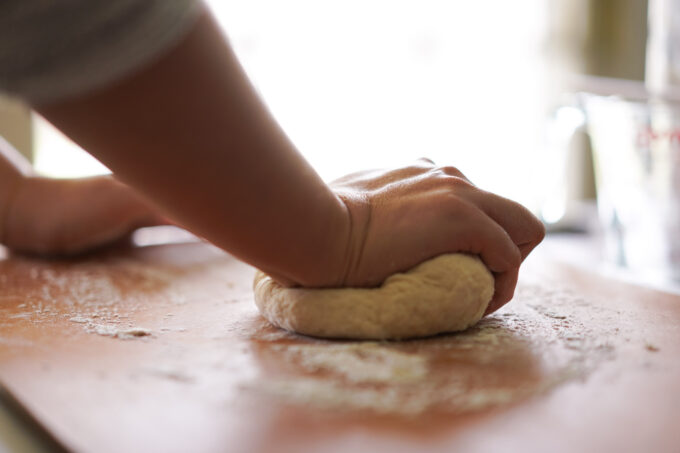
[0,0,201,104]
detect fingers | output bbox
[485,267,519,315]
[460,188,545,260]
[333,160,538,309]
[438,177,542,312]
[439,201,521,312]
[450,188,542,314]
[445,200,521,274]
[3,174,166,256]
[447,187,539,312]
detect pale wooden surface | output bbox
[0,231,679,453]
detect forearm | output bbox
[36,8,349,286]
[0,137,34,244]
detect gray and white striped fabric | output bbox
[0,0,200,104]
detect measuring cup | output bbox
[582,93,680,281]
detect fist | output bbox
[2,175,166,255]
[331,159,545,314]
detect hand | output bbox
[2,175,167,255]
[331,159,545,314]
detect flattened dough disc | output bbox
[253,253,494,340]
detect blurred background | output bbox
[0,0,647,205]
[3,0,671,281]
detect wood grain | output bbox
[0,232,678,453]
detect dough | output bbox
[253,253,494,340]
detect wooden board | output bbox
[0,230,679,453]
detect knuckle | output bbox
[442,175,473,191]
[438,165,464,178]
[525,212,546,243]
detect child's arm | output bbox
[33,7,544,311]
[0,137,163,255]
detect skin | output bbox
[0,4,545,313]
[0,137,164,255]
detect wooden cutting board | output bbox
[0,230,679,453]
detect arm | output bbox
[35,7,349,286]
[34,6,544,311]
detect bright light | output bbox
[33,114,110,178]
[209,0,548,209]
[34,1,549,212]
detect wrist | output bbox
[274,191,357,288]
[331,190,372,287]
[292,193,352,288]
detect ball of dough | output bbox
[252,253,494,340]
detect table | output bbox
[0,229,679,453]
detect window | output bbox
[35,1,548,210]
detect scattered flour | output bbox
[0,257,189,340]
[68,316,92,324]
[86,324,152,340]
[272,342,428,384]
[248,280,620,416]
[0,253,636,417]
[254,378,431,415]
